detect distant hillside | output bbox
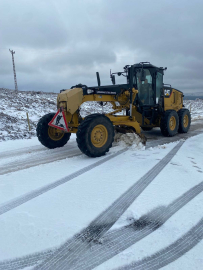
[184,96,203,100]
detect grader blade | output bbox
[137,133,147,145]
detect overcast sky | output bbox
[0,0,203,94]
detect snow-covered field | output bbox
[0,88,203,142]
[0,88,203,269]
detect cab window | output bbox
[136,69,154,105]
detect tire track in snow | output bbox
[116,218,203,270]
[0,141,78,161]
[1,180,203,270]
[70,181,203,270]
[0,249,55,270]
[34,141,184,270]
[0,145,45,160]
[0,148,127,216]
[0,145,79,175]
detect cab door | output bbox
[136,68,154,106]
[155,72,163,105]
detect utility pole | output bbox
[9,49,18,91]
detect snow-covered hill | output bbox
[0,88,203,142]
[0,88,57,141]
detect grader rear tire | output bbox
[36,113,71,149]
[178,109,191,133]
[76,114,114,157]
[160,110,179,137]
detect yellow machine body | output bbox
[56,86,184,135]
[164,88,183,112]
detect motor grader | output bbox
[36,62,191,157]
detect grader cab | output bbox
[37,62,191,157]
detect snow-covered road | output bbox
[0,130,203,269]
[32,142,184,270]
[0,119,203,176]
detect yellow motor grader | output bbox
[37,62,191,157]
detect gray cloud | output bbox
[0,0,203,94]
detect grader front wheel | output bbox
[76,114,114,157]
[36,113,71,149]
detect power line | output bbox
[9,49,18,91]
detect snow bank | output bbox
[113,132,145,150]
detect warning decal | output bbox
[48,108,69,132]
